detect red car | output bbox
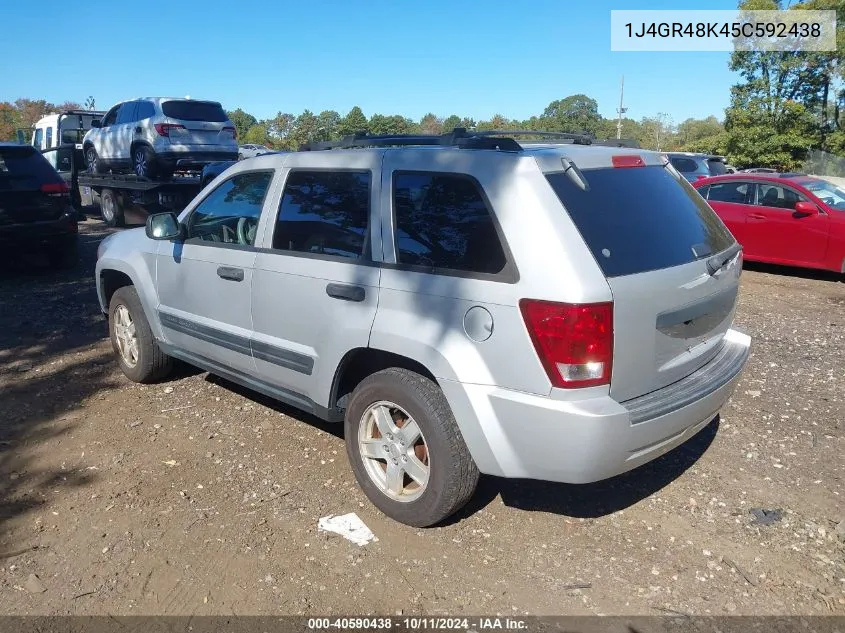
[693,173,845,275]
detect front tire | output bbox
[109,286,172,383]
[345,368,479,527]
[85,146,102,173]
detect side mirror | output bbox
[146,212,185,241]
[91,119,102,128]
[794,201,819,216]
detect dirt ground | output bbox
[0,219,843,617]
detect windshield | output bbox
[801,179,845,209]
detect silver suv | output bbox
[95,130,751,527]
[666,152,729,182]
[83,97,238,180]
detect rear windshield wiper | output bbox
[705,242,742,276]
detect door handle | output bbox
[748,213,766,220]
[326,283,365,302]
[217,266,244,282]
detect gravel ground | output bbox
[0,219,843,616]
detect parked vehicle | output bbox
[95,129,751,527]
[0,143,79,268]
[724,164,737,174]
[83,98,238,180]
[694,173,845,274]
[740,167,778,174]
[30,110,106,151]
[665,152,729,182]
[239,144,272,159]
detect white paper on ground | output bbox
[317,512,378,546]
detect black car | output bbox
[0,143,79,269]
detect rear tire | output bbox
[344,368,479,527]
[100,188,125,228]
[132,145,159,180]
[47,240,79,270]
[109,286,172,383]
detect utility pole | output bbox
[616,75,627,140]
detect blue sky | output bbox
[4,0,739,125]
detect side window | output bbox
[116,102,138,125]
[33,128,43,149]
[272,170,371,259]
[669,157,699,173]
[697,185,710,199]
[45,127,53,149]
[102,106,119,127]
[707,181,751,204]
[756,183,807,210]
[392,172,507,275]
[136,101,155,120]
[186,171,273,246]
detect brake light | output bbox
[612,154,644,168]
[519,300,613,389]
[222,126,236,140]
[41,182,70,195]
[154,123,185,137]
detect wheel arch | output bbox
[96,260,163,339]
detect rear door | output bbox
[699,179,754,247]
[749,182,829,265]
[97,106,120,161]
[113,101,138,164]
[250,151,381,409]
[0,145,68,226]
[160,100,235,147]
[546,157,742,403]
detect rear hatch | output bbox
[160,100,235,146]
[545,153,742,402]
[0,145,69,225]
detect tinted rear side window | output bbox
[707,159,727,176]
[392,172,507,275]
[0,146,62,190]
[546,165,735,278]
[669,157,700,173]
[162,101,228,122]
[706,181,751,204]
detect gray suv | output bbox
[95,130,751,527]
[666,152,729,182]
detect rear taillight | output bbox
[41,182,70,195]
[154,123,185,137]
[519,299,613,389]
[612,154,644,168]
[222,126,236,139]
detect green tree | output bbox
[540,95,602,134]
[227,108,258,141]
[441,114,462,132]
[338,106,368,136]
[290,110,320,148]
[243,123,271,146]
[419,112,442,135]
[316,110,341,141]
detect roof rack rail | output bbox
[468,130,594,145]
[301,128,524,152]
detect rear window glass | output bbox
[707,159,727,176]
[546,165,735,278]
[0,146,62,189]
[162,101,228,122]
[669,157,700,173]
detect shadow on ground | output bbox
[743,261,842,283]
[0,222,116,546]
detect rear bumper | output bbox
[155,150,238,169]
[441,328,751,484]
